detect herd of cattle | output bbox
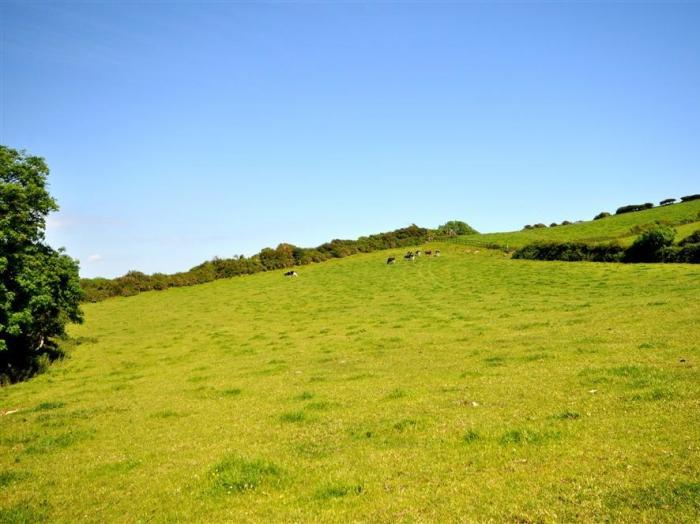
[284,249,441,277]
[386,249,440,264]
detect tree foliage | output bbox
[624,225,675,262]
[512,242,624,262]
[615,203,654,215]
[435,220,478,236]
[678,229,700,247]
[1,146,82,382]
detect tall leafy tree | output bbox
[436,220,478,236]
[0,145,83,382]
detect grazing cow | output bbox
[434,250,441,257]
[425,250,432,256]
[415,250,422,256]
[387,257,396,264]
[284,270,298,277]
[404,252,415,261]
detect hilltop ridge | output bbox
[81,199,700,302]
[452,199,700,250]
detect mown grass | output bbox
[0,238,698,522]
[452,199,700,249]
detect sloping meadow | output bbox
[1,245,699,522]
[453,199,700,250]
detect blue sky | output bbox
[2,2,699,278]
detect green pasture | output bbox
[453,199,700,249]
[1,242,699,522]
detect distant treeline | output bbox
[606,194,699,218]
[81,221,478,302]
[523,194,700,228]
[513,227,700,264]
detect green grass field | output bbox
[1,209,700,522]
[453,199,700,250]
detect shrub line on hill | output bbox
[520,194,700,227]
[513,227,700,264]
[81,221,478,302]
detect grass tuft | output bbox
[462,430,481,443]
[553,411,581,420]
[279,411,307,423]
[386,388,407,399]
[630,388,676,402]
[393,419,419,432]
[315,483,364,500]
[24,430,93,455]
[0,470,24,488]
[219,388,242,397]
[151,410,181,418]
[208,456,281,494]
[0,502,47,523]
[92,459,140,477]
[607,481,700,511]
[306,401,334,411]
[484,356,506,367]
[33,401,65,412]
[499,429,558,446]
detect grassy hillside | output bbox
[1,243,699,522]
[453,199,700,250]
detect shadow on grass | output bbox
[1,336,99,386]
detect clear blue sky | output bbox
[2,2,698,278]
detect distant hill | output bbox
[80,221,478,302]
[451,199,700,250]
[81,200,700,302]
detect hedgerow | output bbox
[513,226,699,264]
[81,221,477,302]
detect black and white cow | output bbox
[284,270,298,277]
[387,257,396,264]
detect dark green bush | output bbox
[624,226,675,263]
[512,242,624,262]
[661,244,700,263]
[593,212,610,220]
[436,220,478,236]
[680,194,700,202]
[679,244,700,263]
[659,198,676,206]
[678,230,700,246]
[616,203,654,215]
[629,221,672,235]
[513,226,698,265]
